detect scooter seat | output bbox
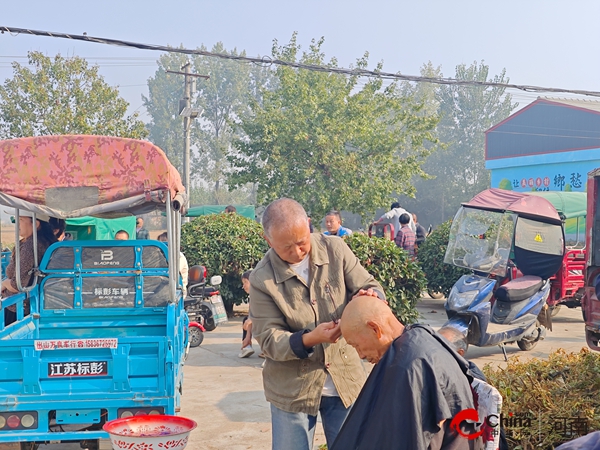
[495,275,543,302]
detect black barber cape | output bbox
[331,325,479,450]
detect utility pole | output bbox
[182,62,192,214]
[166,65,209,217]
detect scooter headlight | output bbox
[447,286,478,310]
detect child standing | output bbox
[394,213,416,258]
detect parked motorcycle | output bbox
[442,188,565,359]
[185,265,228,340]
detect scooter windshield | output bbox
[444,207,515,276]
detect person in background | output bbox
[157,232,189,296]
[49,217,66,241]
[239,269,256,358]
[224,205,237,214]
[1,211,57,324]
[413,213,427,248]
[323,210,352,238]
[136,217,149,240]
[115,230,129,240]
[250,198,385,450]
[394,213,416,258]
[374,202,416,237]
[332,297,479,450]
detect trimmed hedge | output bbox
[345,233,425,325]
[180,213,269,313]
[417,220,469,297]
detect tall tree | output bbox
[400,61,442,117]
[144,44,264,205]
[228,35,439,221]
[143,51,189,173]
[0,51,147,139]
[192,43,267,205]
[403,61,517,226]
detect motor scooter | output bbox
[185,265,228,335]
[442,188,565,359]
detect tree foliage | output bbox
[345,234,425,324]
[402,61,517,226]
[143,51,189,171]
[144,44,267,206]
[180,213,268,313]
[0,51,147,139]
[417,220,469,296]
[229,35,439,221]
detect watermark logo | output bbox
[452,410,589,441]
[450,409,484,440]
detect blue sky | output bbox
[2,0,600,119]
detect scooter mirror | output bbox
[210,275,222,286]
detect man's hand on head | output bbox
[354,289,378,299]
[353,289,387,304]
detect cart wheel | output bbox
[428,290,444,299]
[550,305,562,317]
[189,327,204,347]
[200,305,217,331]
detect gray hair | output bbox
[262,198,308,239]
[437,326,468,354]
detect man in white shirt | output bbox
[374,202,416,237]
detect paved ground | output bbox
[37,295,588,449]
[179,296,588,450]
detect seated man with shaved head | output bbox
[250,198,385,450]
[332,297,481,450]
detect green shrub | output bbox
[484,348,599,449]
[417,220,469,297]
[181,213,269,313]
[345,233,425,324]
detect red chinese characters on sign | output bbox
[543,177,550,187]
[528,178,534,188]
[34,338,118,351]
[521,179,527,188]
[536,178,542,187]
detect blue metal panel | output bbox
[487,100,600,160]
[0,240,186,445]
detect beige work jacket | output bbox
[250,233,385,415]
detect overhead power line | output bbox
[2,25,600,98]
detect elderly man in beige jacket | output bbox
[250,198,385,450]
